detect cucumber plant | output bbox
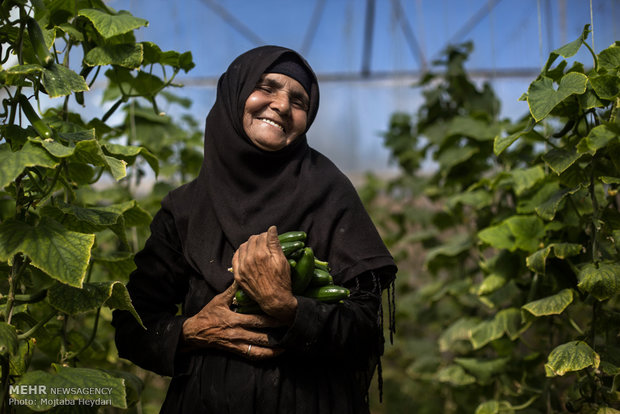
[0,0,199,412]
[365,27,620,413]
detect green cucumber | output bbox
[303,285,350,303]
[233,289,255,306]
[291,247,314,294]
[235,302,263,315]
[27,17,53,67]
[280,240,304,257]
[309,268,333,287]
[18,94,52,139]
[314,257,330,271]
[277,230,306,244]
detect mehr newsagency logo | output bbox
[9,384,116,408]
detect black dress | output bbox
[112,205,394,413]
[113,45,397,413]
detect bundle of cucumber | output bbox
[232,231,350,314]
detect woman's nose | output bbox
[270,92,290,114]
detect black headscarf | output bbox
[162,45,396,293]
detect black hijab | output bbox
[162,45,396,293]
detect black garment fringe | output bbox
[370,270,396,403]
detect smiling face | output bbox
[242,73,310,151]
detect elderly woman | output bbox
[112,45,396,413]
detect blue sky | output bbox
[106,0,618,174]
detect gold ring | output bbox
[246,344,252,355]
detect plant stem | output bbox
[5,254,26,324]
[65,308,101,362]
[17,310,57,340]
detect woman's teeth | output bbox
[260,118,284,131]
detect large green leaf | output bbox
[542,147,583,175]
[84,43,143,69]
[534,186,581,221]
[577,262,620,301]
[577,125,618,155]
[42,63,89,98]
[30,137,127,181]
[47,281,142,326]
[141,42,195,72]
[511,165,545,196]
[475,400,515,414]
[544,340,600,377]
[477,273,508,296]
[478,215,545,252]
[439,317,480,352]
[103,143,159,175]
[470,308,521,349]
[455,357,510,384]
[522,288,574,317]
[446,116,501,141]
[589,74,620,100]
[527,73,588,122]
[526,243,583,274]
[78,9,148,39]
[10,365,127,410]
[0,322,18,355]
[436,364,476,386]
[0,219,94,287]
[0,142,58,189]
[598,44,620,71]
[446,189,493,210]
[542,24,590,73]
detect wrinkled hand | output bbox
[232,225,298,323]
[182,281,285,360]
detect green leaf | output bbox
[0,142,58,189]
[477,273,508,296]
[542,147,582,175]
[42,63,89,98]
[470,308,521,349]
[424,233,472,266]
[436,365,476,386]
[598,44,620,71]
[439,317,480,352]
[454,357,510,384]
[29,137,128,181]
[0,322,18,355]
[446,116,501,141]
[534,186,581,221]
[47,281,142,326]
[84,43,143,69]
[522,288,574,317]
[10,338,35,376]
[6,63,44,75]
[577,125,618,155]
[10,366,127,410]
[475,400,515,414]
[78,9,148,39]
[103,143,159,175]
[590,74,620,100]
[526,243,583,274]
[527,73,588,122]
[545,340,600,377]
[543,24,590,73]
[445,189,493,210]
[577,262,620,301]
[478,215,545,252]
[0,219,94,287]
[511,165,545,196]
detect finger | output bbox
[266,225,281,253]
[213,281,238,304]
[244,345,284,360]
